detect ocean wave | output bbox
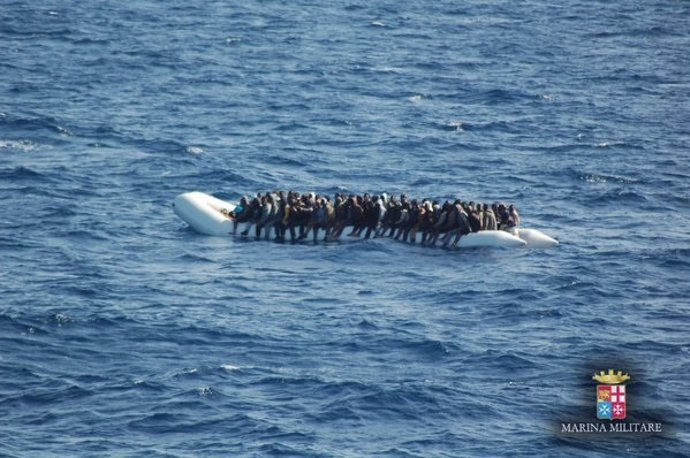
[0,139,38,152]
[0,113,71,136]
[589,188,649,204]
[0,166,48,181]
[575,170,640,184]
[176,253,217,263]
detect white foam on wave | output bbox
[447,120,465,132]
[375,66,403,74]
[54,313,70,326]
[186,146,203,155]
[198,387,213,397]
[56,126,71,136]
[171,367,198,377]
[0,139,37,152]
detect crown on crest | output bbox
[593,369,630,384]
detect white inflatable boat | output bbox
[173,192,559,248]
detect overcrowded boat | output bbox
[173,191,559,248]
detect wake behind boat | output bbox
[173,191,558,248]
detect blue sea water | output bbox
[1,0,689,456]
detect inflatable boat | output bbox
[173,192,559,248]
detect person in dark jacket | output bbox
[362,196,380,239]
[497,203,513,231]
[240,194,263,237]
[347,195,365,237]
[467,206,482,233]
[448,204,472,248]
[230,196,251,235]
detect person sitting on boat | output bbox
[419,202,438,244]
[440,200,464,246]
[348,195,366,237]
[328,195,347,241]
[393,201,410,241]
[497,203,515,232]
[321,197,336,241]
[306,197,328,242]
[264,193,282,240]
[273,194,287,242]
[375,196,395,237]
[482,203,497,230]
[509,205,521,227]
[408,200,427,244]
[257,194,275,240]
[449,202,472,248]
[297,195,313,240]
[240,194,263,237]
[377,194,387,222]
[350,194,369,237]
[399,199,419,243]
[428,201,455,246]
[285,196,301,242]
[474,203,484,230]
[386,198,403,237]
[229,196,251,235]
[467,204,482,233]
[361,196,380,239]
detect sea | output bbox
[1,1,689,456]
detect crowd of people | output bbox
[223,191,521,247]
